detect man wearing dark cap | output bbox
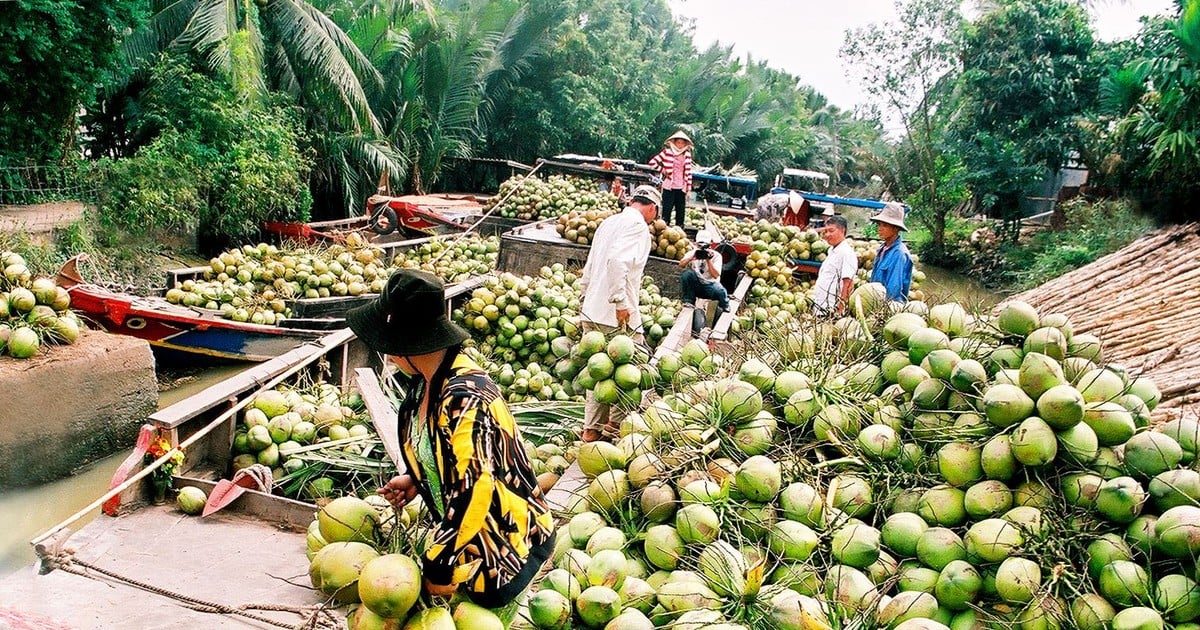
[577,184,660,442]
[345,270,555,619]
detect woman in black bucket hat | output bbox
[346,269,556,616]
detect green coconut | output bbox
[1078,367,1128,403]
[675,504,721,545]
[949,359,989,393]
[318,497,381,544]
[577,441,627,478]
[916,527,966,571]
[1126,515,1158,557]
[963,480,1013,519]
[1086,534,1134,578]
[1111,607,1164,630]
[937,442,984,487]
[1122,431,1183,478]
[883,351,913,383]
[697,540,749,597]
[912,379,950,411]
[1095,476,1146,524]
[1071,593,1117,630]
[1023,326,1068,361]
[898,365,932,394]
[643,525,684,570]
[618,577,657,615]
[779,482,824,528]
[576,585,622,627]
[1036,384,1084,430]
[996,301,1039,337]
[768,520,820,562]
[879,591,940,628]
[1098,560,1150,607]
[1154,574,1200,623]
[917,485,967,527]
[897,563,940,594]
[813,403,862,440]
[995,557,1040,604]
[831,523,881,568]
[935,560,982,611]
[1062,473,1104,508]
[1018,352,1065,399]
[1154,505,1200,558]
[908,327,951,364]
[858,424,902,460]
[312,541,380,603]
[1057,421,1100,466]
[1161,417,1200,463]
[1148,469,1200,511]
[885,312,928,348]
[964,518,1023,563]
[357,554,421,619]
[825,565,878,615]
[528,589,572,629]
[735,455,782,502]
[1009,417,1057,466]
[1083,402,1136,446]
[587,549,629,590]
[983,384,1035,428]
[981,435,1018,481]
[881,512,929,558]
[782,389,823,427]
[831,475,874,519]
[588,470,630,513]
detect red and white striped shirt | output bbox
[649,149,693,193]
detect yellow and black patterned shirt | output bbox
[399,352,556,608]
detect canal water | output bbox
[0,266,999,577]
[0,364,245,576]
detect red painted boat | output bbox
[57,257,327,363]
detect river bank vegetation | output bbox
[1,0,1197,293]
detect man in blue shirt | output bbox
[869,203,913,302]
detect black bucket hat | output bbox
[346,269,469,356]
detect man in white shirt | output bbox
[678,230,730,337]
[578,185,660,441]
[812,215,858,316]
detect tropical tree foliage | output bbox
[1087,13,1200,221]
[950,0,1096,220]
[842,0,965,255]
[0,0,143,164]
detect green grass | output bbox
[909,198,1155,293]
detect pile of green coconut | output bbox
[306,291,1200,630]
[0,250,84,359]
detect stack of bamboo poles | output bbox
[1005,223,1200,421]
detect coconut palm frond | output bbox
[119,0,202,74]
[261,0,382,135]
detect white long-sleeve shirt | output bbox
[579,206,651,329]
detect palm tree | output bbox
[347,0,564,193]
[118,0,405,213]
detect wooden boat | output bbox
[58,256,329,363]
[262,194,529,245]
[4,265,754,627]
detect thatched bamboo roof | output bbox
[1006,223,1200,421]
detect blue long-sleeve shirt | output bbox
[871,238,913,302]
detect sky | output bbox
[666,0,1178,111]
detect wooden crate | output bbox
[498,220,684,300]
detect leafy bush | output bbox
[930,197,1154,291]
[90,60,312,252]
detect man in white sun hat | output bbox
[869,202,913,302]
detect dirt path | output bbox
[0,201,86,235]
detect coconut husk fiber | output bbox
[1003,223,1200,422]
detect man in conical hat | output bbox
[648,130,694,227]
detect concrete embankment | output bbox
[0,329,157,487]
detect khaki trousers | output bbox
[581,321,645,437]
